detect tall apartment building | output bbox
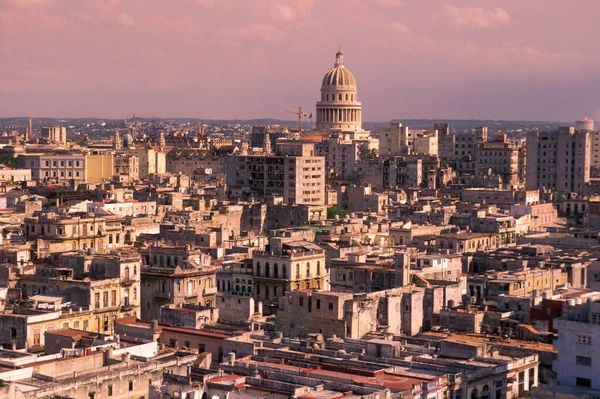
[42,126,67,145]
[226,143,325,205]
[476,133,520,186]
[526,127,590,193]
[454,126,488,160]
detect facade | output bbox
[226,153,325,205]
[139,245,219,320]
[476,134,520,186]
[252,239,327,314]
[18,152,86,185]
[315,51,362,132]
[553,300,600,392]
[526,127,591,193]
[42,125,67,145]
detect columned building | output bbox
[315,51,362,132]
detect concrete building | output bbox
[226,151,325,206]
[526,127,591,193]
[476,133,520,186]
[252,238,327,314]
[316,51,362,132]
[42,125,67,145]
[18,152,86,185]
[553,300,600,393]
[139,245,219,321]
[0,166,31,182]
[379,123,438,157]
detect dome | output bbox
[321,51,357,89]
[123,133,134,148]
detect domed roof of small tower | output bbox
[321,50,357,90]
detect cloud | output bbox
[271,3,295,22]
[436,5,511,30]
[390,21,410,33]
[232,24,285,43]
[0,0,53,8]
[118,12,135,27]
[191,0,214,7]
[372,0,403,7]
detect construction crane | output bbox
[287,106,308,135]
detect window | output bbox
[316,299,321,309]
[577,334,592,345]
[576,377,591,387]
[328,302,333,311]
[128,381,134,391]
[107,385,113,396]
[576,356,592,366]
[299,297,304,306]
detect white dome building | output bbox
[315,51,362,132]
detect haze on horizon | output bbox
[1,0,599,122]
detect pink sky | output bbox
[1,0,599,121]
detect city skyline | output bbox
[2,0,600,121]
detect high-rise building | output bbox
[526,127,590,193]
[315,51,362,132]
[42,126,67,145]
[226,142,325,205]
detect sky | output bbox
[1,0,600,122]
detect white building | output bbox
[553,300,600,393]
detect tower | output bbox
[315,51,362,132]
[114,129,122,150]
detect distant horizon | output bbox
[0,115,588,124]
[2,1,600,122]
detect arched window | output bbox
[345,94,348,101]
[306,262,311,278]
[471,389,478,399]
[124,266,130,280]
[265,262,270,278]
[274,263,279,278]
[316,261,321,276]
[481,385,490,399]
[296,264,300,279]
[133,265,137,276]
[256,261,261,276]
[176,281,181,292]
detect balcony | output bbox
[121,303,135,312]
[121,277,136,286]
[155,291,172,301]
[202,286,218,296]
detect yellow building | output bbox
[86,153,114,184]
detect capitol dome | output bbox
[321,51,357,89]
[315,51,362,132]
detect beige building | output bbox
[526,127,591,193]
[24,212,128,257]
[18,152,86,185]
[139,245,219,321]
[226,149,325,206]
[42,125,66,145]
[316,51,362,132]
[125,147,167,179]
[86,152,114,184]
[253,239,327,314]
[476,133,520,186]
